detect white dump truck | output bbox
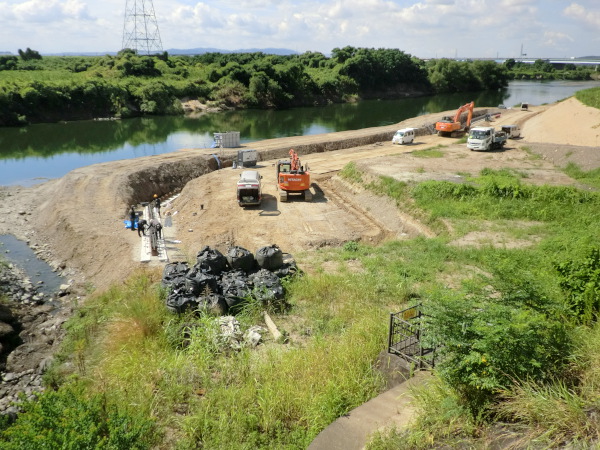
[237,170,262,206]
[467,126,507,151]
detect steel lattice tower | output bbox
[122,0,163,55]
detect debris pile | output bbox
[162,245,297,315]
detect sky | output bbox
[0,0,599,59]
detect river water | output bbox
[1,80,599,187]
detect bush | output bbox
[0,384,157,448]
[555,247,600,324]
[422,290,572,415]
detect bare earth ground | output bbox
[1,98,599,292]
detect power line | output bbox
[122,0,163,55]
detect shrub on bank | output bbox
[0,383,157,448]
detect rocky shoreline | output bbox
[0,258,74,417]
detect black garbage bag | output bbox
[196,246,228,275]
[184,277,201,296]
[193,271,220,295]
[250,269,284,303]
[166,291,198,314]
[162,262,190,285]
[164,275,187,291]
[221,270,252,310]
[255,245,283,271]
[196,293,228,316]
[226,246,255,273]
[221,270,252,290]
[273,261,299,278]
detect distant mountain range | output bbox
[3,47,300,57]
[167,47,299,56]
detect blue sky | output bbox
[0,0,598,58]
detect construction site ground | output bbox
[1,98,600,291]
[1,97,600,448]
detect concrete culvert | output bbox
[256,245,284,271]
[226,246,255,273]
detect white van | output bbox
[237,170,262,206]
[500,124,521,139]
[392,128,416,145]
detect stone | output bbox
[0,321,14,338]
[2,372,17,383]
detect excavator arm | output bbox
[289,149,300,171]
[436,101,474,136]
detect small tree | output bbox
[17,47,42,61]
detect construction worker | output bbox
[129,205,136,231]
[153,194,161,215]
[149,218,162,239]
[137,218,148,237]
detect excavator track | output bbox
[317,178,388,242]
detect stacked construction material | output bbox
[162,245,297,315]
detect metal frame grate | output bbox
[388,304,436,369]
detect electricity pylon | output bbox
[121,0,163,55]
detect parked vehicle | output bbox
[392,128,416,145]
[501,124,521,139]
[237,170,262,206]
[276,149,311,202]
[521,102,529,111]
[237,149,258,167]
[435,101,474,137]
[467,126,507,151]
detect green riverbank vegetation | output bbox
[504,58,600,81]
[2,149,600,447]
[1,47,512,126]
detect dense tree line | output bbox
[1,47,590,126]
[503,58,598,81]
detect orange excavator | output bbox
[276,149,312,202]
[435,101,474,137]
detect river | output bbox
[1,80,599,187]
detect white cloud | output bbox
[564,2,600,28]
[543,31,574,47]
[0,0,91,22]
[0,0,598,57]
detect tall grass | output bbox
[493,322,600,443]
[564,161,600,189]
[575,87,600,109]
[42,262,414,448]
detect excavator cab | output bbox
[435,101,474,137]
[276,149,312,202]
[277,161,291,174]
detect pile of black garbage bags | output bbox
[162,244,297,315]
